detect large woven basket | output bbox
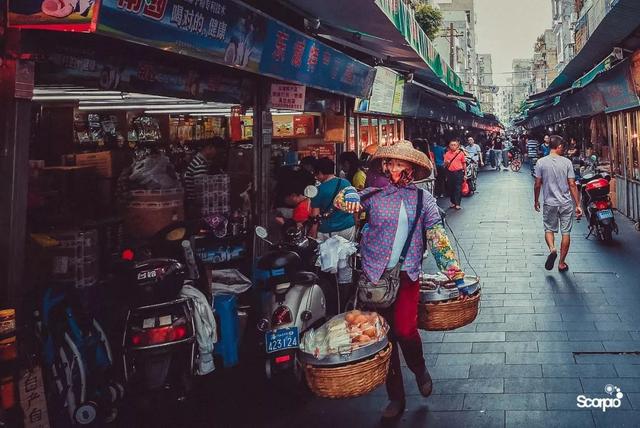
[303,344,392,399]
[418,292,480,331]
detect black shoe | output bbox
[545,250,558,271]
[382,400,406,420]
[416,370,433,397]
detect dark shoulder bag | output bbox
[356,189,424,309]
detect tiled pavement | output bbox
[186,169,640,428]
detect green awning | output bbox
[571,56,612,89]
[375,0,465,95]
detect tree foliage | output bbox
[413,3,443,41]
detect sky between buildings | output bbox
[474,0,553,87]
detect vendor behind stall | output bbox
[184,138,224,219]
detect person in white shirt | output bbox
[465,137,484,166]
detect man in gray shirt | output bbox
[534,136,582,272]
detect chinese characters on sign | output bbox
[19,367,50,428]
[270,83,306,111]
[97,0,374,97]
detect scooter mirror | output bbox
[255,226,268,239]
[590,155,598,162]
[304,185,318,199]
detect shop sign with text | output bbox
[270,83,305,110]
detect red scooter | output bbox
[579,172,618,242]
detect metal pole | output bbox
[0,51,33,307]
[449,23,455,69]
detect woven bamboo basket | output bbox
[303,344,392,399]
[418,292,480,331]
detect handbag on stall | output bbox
[356,189,423,309]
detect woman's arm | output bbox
[333,186,381,213]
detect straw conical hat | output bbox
[371,140,432,180]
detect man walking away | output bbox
[534,136,582,272]
[527,136,540,176]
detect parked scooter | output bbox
[119,223,204,407]
[465,155,478,194]
[254,191,326,384]
[578,163,618,242]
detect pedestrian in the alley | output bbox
[333,140,465,421]
[526,134,540,175]
[308,157,357,285]
[339,151,366,190]
[465,136,484,167]
[432,139,447,197]
[444,139,466,210]
[541,134,551,157]
[534,136,583,272]
[362,144,391,188]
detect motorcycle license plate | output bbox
[596,209,613,220]
[265,327,299,353]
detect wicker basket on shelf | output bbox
[303,344,392,399]
[418,291,480,331]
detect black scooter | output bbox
[119,222,206,409]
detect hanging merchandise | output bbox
[230,106,244,142]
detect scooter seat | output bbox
[292,271,318,286]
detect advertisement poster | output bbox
[8,0,97,31]
[270,83,306,110]
[367,67,397,114]
[97,0,268,73]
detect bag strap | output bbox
[398,188,423,266]
[447,150,462,171]
[321,178,343,217]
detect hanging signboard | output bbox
[270,83,305,110]
[367,67,397,114]
[391,77,405,116]
[95,0,375,98]
[258,20,374,98]
[8,0,98,31]
[97,0,268,73]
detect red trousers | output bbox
[383,272,426,401]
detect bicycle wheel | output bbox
[511,157,522,172]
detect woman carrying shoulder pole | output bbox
[333,140,465,421]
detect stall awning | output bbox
[280,0,466,95]
[540,0,640,94]
[522,59,640,129]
